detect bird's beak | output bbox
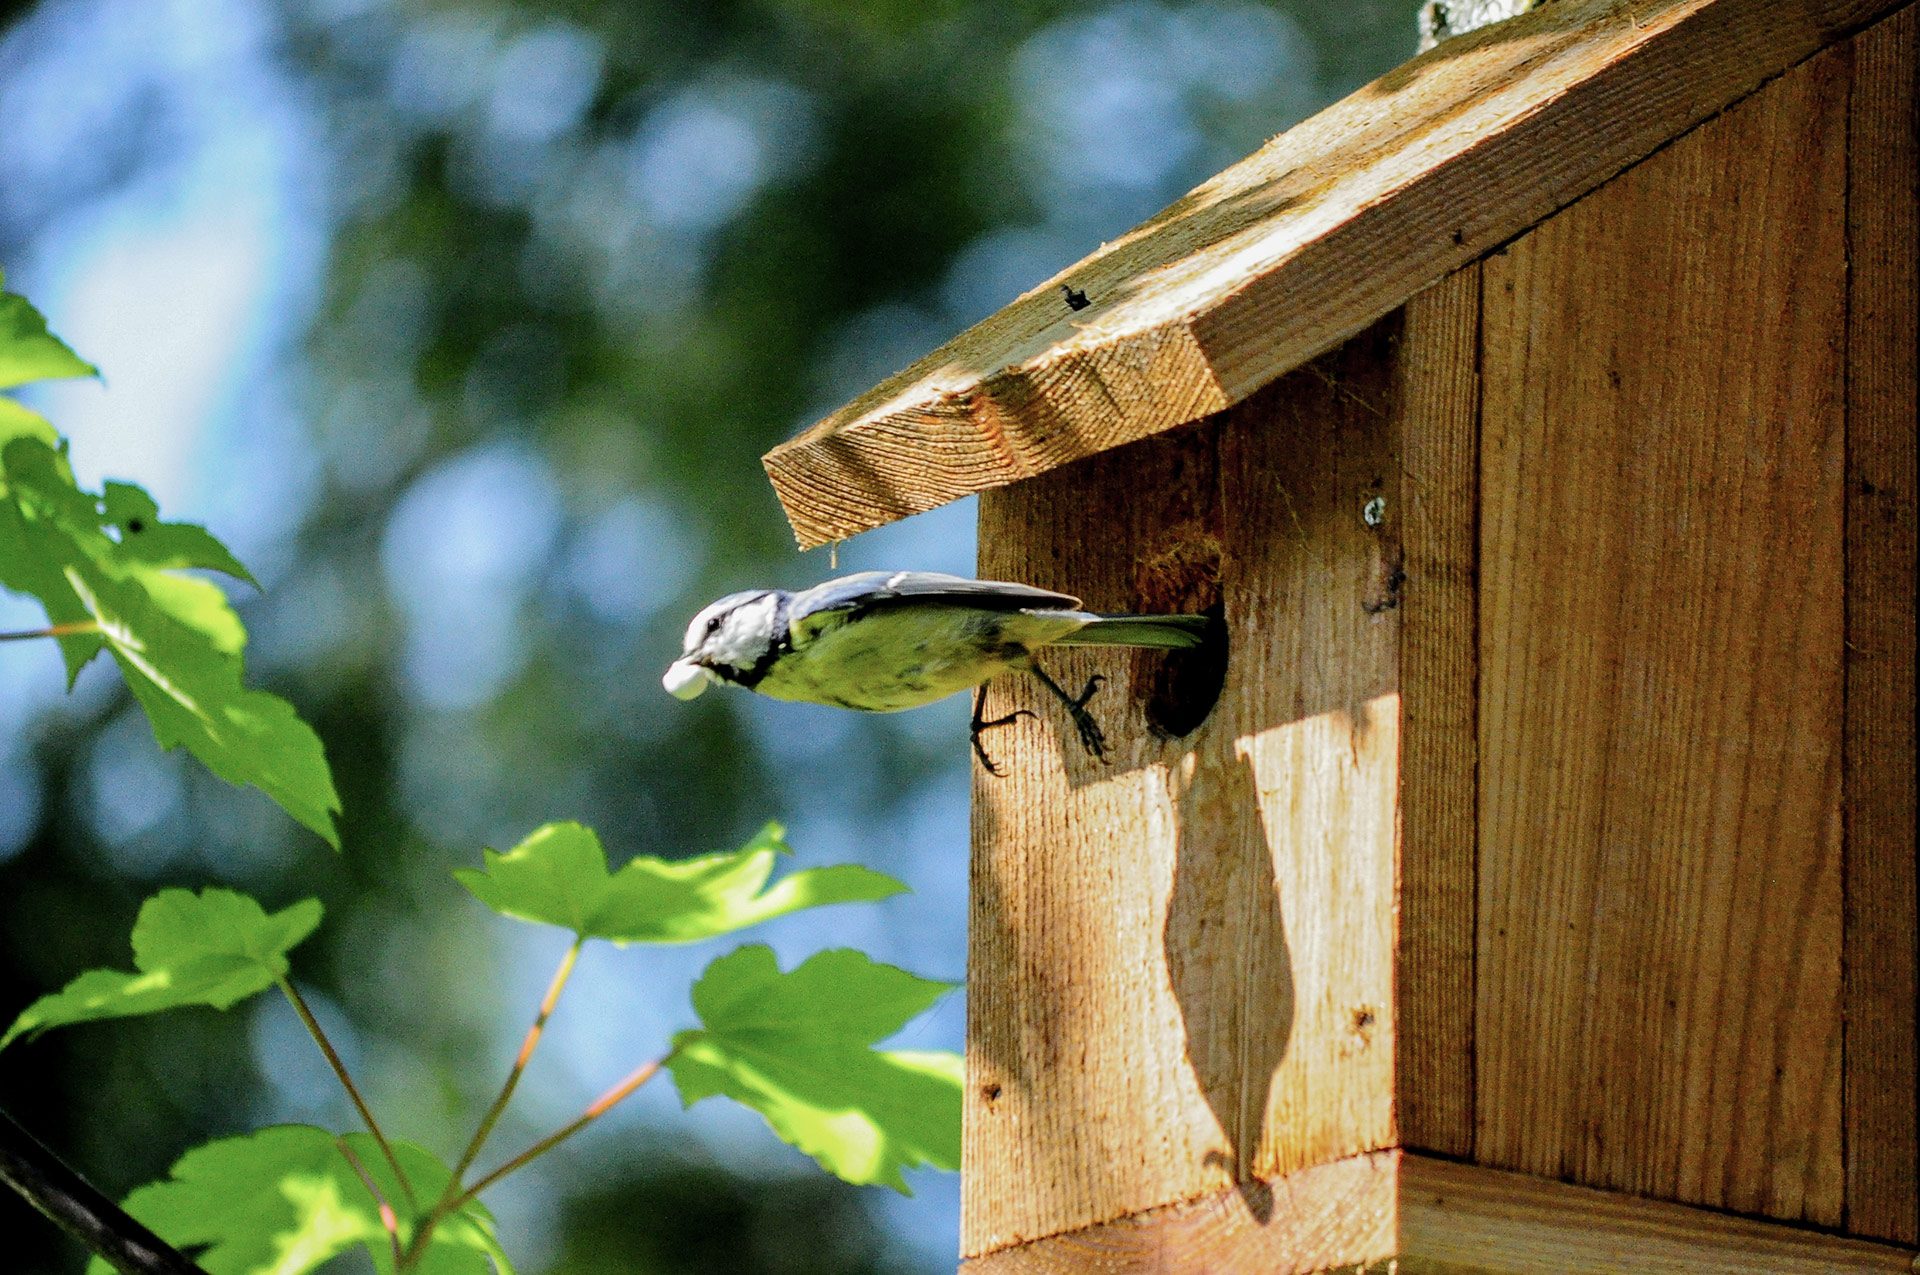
[663,657,714,700]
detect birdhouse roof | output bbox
[762,0,1893,548]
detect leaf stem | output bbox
[398,1052,670,1268]
[276,977,416,1208]
[456,1052,670,1208]
[331,1136,402,1271]
[450,938,583,1185]
[0,620,99,643]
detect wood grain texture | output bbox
[961,1151,1918,1273]
[1397,1156,1918,1273]
[765,0,1907,547]
[1843,3,1920,1245]
[966,324,1404,1256]
[1475,49,1849,1225]
[960,1150,1400,1275]
[1395,268,1482,1161]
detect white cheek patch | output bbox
[708,594,781,666]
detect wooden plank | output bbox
[966,323,1403,1256]
[1395,267,1482,1160]
[961,1150,1400,1275]
[1843,3,1920,1245]
[1475,48,1849,1225]
[962,1151,1917,1273]
[765,0,1907,547]
[1398,1156,1918,1273]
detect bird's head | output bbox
[662,589,783,699]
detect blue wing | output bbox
[787,571,1081,643]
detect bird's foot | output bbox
[1063,674,1108,760]
[970,687,1034,776]
[1029,666,1109,762]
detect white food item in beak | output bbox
[663,659,712,700]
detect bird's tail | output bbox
[1053,613,1212,650]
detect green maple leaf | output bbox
[101,479,258,584]
[0,275,337,844]
[2,888,322,1050]
[0,394,57,448]
[0,270,98,391]
[668,945,962,1192]
[454,821,906,944]
[85,1126,512,1275]
[0,434,339,844]
[68,566,339,841]
[0,272,92,465]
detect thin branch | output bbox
[0,620,100,643]
[276,978,416,1208]
[331,1136,402,1271]
[449,938,582,1185]
[455,1053,668,1208]
[0,1106,207,1275]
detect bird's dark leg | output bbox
[969,685,1033,776]
[1028,664,1108,761]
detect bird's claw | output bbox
[1070,674,1106,709]
[970,688,1034,776]
[1027,668,1108,762]
[1064,674,1108,760]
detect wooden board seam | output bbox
[1839,1,1920,1243]
[961,1149,1920,1272]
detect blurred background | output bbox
[0,0,1413,1269]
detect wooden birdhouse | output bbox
[765,0,1917,1269]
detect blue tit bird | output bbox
[663,570,1211,771]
